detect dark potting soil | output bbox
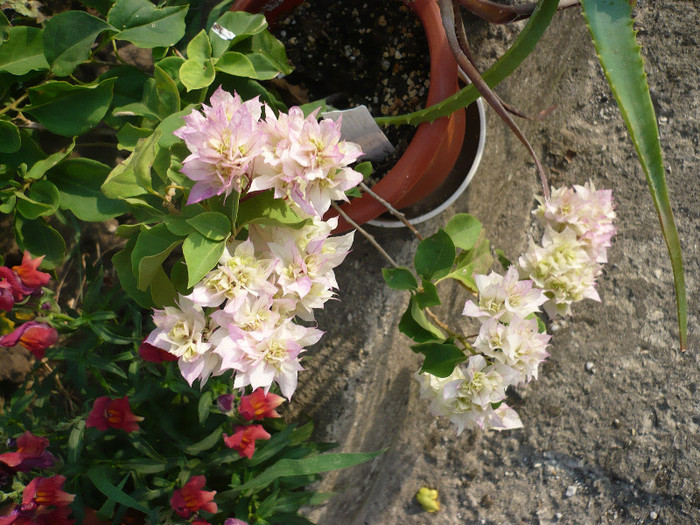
[270,0,430,179]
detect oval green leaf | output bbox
[26,78,116,137]
[44,11,115,77]
[108,0,188,48]
[15,180,60,219]
[0,120,20,153]
[444,213,482,251]
[414,229,456,281]
[183,231,226,288]
[0,26,49,75]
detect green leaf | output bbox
[117,123,152,151]
[494,248,512,270]
[0,26,49,75]
[183,231,226,288]
[0,121,20,153]
[16,180,60,219]
[581,0,687,350]
[156,105,195,148]
[197,391,212,425]
[180,58,216,91]
[209,11,268,58]
[87,465,152,516]
[243,31,292,75]
[237,190,306,228]
[149,263,176,306]
[103,129,162,198]
[447,234,493,292]
[415,280,440,309]
[155,56,185,90]
[79,0,114,17]
[398,297,443,343]
[444,213,481,251]
[112,242,153,308]
[25,142,76,180]
[0,12,10,44]
[184,427,223,455]
[26,78,116,137]
[15,217,65,269]
[214,51,256,78]
[186,29,212,62]
[131,223,183,291]
[236,450,383,493]
[414,229,456,281]
[67,420,86,464]
[0,129,45,173]
[43,11,115,77]
[108,0,188,48]
[414,342,467,378]
[153,65,180,116]
[382,267,418,291]
[186,211,231,241]
[244,52,286,80]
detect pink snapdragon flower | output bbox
[0,431,56,474]
[239,388,285,420]
[12,252,51,290]
[224,424,271,459]
[20,475,75,512]
[175,88,266,204]
[170,475,217,518]
[0,322,58,360]
[86,396,143,433]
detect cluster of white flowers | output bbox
[417,182,615,434]
[519,181,616,316]
[173,87,363,216]
[146,88,362,399]
[417,267,550,434]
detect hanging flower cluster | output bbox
[174,87,363,216]
[418,267,550,434]
[520,181,616,316]
[146,89,361,400]
[417,181,615,434]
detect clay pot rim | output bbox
[367,97,486,228]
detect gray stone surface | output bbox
[289,3,699,524]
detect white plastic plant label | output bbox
[321,105,395,162]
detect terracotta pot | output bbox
[230,0,466,232]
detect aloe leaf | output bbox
[581,0,687,350]
[376,0,558,126]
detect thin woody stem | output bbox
[331,202,399,268]
[441,0,550,199]
[359,182,424,241]
[425,307,475,352]
[458,0,580,24]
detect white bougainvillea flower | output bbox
[519,226,601,317]
[250,107,363,217]
[474,316,551,384]
[189,239,277,307]
[146,296,210,360]
[213,318,323,399]
[416,356,522,434]
[174,87,266,204]
[535,180,616,263]
[145,296,221,385]
[462,266,547,323]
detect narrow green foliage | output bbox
[581,0,687,349]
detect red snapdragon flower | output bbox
[12,252,51,290]
[138,341,177,363]
[223,425,271,459]
[0,322,58,360]
[238,389,284,421]
[169,475,217,518]
[0,431,55,473]
[86,397,143,433]
[192,521,212,525]
[21,475,75,512]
